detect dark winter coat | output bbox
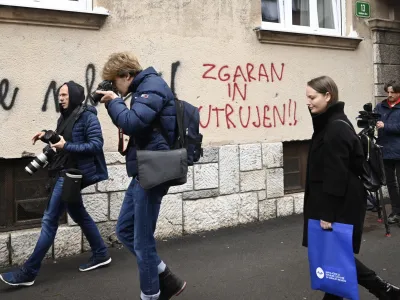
[302,102,367,254]
[50,81,108,189]
[106,67,177,177]
[374,99,400,160]
[62,105,108,188]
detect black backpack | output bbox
[359,132,386,191]
[170,97,204,165]
[334,119,386,192]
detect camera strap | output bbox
[117,93,137,156]
[56,105,86,135]
[118,127,126,156]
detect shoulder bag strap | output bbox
[56,105,86,135]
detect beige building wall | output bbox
[1,0,397,267]
[0,0,377,158]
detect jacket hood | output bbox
[85,105,98,116]
[129,67,158,93]
[60,81,85,117]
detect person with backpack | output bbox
[96,52,186,300]
[374,80,400,224]
[0,81,111,287]
[303,75,400,299]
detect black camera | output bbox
[356,103,381,129]
[40,130,61,144]
[89,80,117,104]
[25,130,60,175]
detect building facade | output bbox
[0,0,399,267]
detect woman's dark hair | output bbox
[307,76,339,104]
[384,80,400,93]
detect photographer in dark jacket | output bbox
[375,80,400,224]
[0,81,111,287]
[303,76,400,299]
[97,52,186,300]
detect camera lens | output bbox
[25,152,49,175]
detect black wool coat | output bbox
[302,102,367,254]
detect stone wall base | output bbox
[1,142,303,267]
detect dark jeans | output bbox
[384,159,400,214]
[323,258,376,299]
[115,178,168,297]
[23,177,108,276]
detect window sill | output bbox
[0,4,109,30]
[284,189,305,195]
[254,28,363,51]
[368,18,400,33]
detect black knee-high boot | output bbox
[356,259,400,299]
[364,275,400,300]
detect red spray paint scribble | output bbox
[202,63,285,101]
[227,83,247,101]
[202,63,285,83]
[199,99,298,129]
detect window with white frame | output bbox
[0,0,93,12]
[261,0,343,36]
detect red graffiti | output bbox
[202,63,285,101]
[199,99,297,129]
[202,63,285,83]
[227,83,247,101]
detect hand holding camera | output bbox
[25,130,61,175]
[32,132,45,145]
[89,80,119,104]
[50,135,66,149]
[96,90,118,104]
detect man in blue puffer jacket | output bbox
[375,80,400,224]
[97,52,186,300]
[0,81,111,287]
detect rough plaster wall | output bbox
[0,0,374,158]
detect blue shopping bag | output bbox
[307,219,359,300]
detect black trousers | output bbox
[323,258,376,299]
[384,159,400,214]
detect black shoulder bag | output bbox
[334,119,385,192]
[135,101,188,189]
[117,99,188,190]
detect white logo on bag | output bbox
[316,267,325,279]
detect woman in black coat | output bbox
[302,76,400,300]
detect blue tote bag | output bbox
[307,219,359,300]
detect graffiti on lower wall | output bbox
[200,62,298,129]
[199,100,297,129]
[1,60,299,130]
[202,63,285,101]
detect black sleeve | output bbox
[320,123,353,222]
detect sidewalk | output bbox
[1,213,399,300]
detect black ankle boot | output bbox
[368,276,400,300]
[158,266,186,300]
